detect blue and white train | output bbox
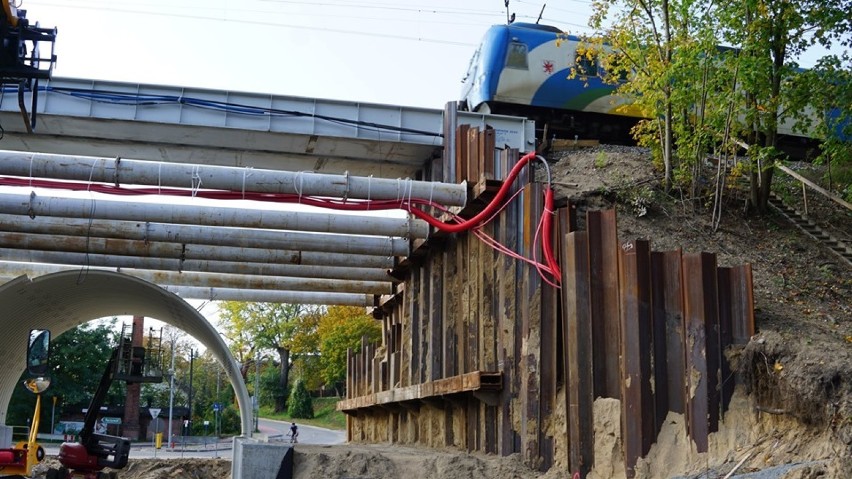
[460,22,642,142]
[459,22,842,151]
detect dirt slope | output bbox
[546,145,851,478]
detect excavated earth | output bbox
[35,146,852,478]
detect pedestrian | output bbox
[289,422,299,443]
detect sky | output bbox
[23,0,598,109]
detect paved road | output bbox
[41,421,343,463]
[258,418,346,445]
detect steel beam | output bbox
[0,191,430,238]
[0,150,467,206]
[0,248,393,282]
[0,231,395,269]
[0,214,408,256]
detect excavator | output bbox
[0,0,57,131]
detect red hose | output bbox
[407,151,537,233]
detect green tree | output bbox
[317,306,382,395]
[218,302,320,412]
[592,0,852,213]
[9,321,122,431]
[286,379,313,419]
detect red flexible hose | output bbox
[406,151,538,233]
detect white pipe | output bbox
[0,214,408,256]
[0,150,467,206]
[161,286,374,306]
[0,191,430,238]
[0,262,392,294]
[0,248,394,282]
[0,232,395,268]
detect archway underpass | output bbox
[0,270,253,436]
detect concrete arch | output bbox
[0,270,252,436]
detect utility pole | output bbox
[167,336,175,449]
[188,348,195,435]
[254,350,260,432]
[216,367,221,438]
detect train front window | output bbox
[506,41,528,69]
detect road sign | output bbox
[212,402,221,412]
[149,408,161,419]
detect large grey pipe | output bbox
[0,248,394,282]
[0,231,395,268]
[0,150,467,205]
[0,191,430,238]
[0,214,409,256]
[0,262,392,294]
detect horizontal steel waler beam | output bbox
[0,191,430,238]
[0,150,468,206]
[0,248,395,282]
[0,262,393,295]
[0,214,409,256]
[0,231,395,269]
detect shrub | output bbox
[287,379,314,419]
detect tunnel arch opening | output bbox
[0,270,252,436]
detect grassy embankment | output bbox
[258,397,346,431]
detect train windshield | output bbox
[505,41,528,69]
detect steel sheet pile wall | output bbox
[338,124,755,477]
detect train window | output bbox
[575,52,599,77]
[506,42,529,69]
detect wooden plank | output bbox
[586,209,622,399]
[346,348,353,399]
[563,231,594,476]
[443,236,458,378]
[429,248,444,381]
[410,264,420,386]
[469,231,481,374]
[459,233,471,373]
[551,138,601,149]
[482,208,497,372]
